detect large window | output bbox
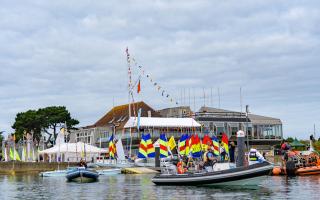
[253,124,282,139]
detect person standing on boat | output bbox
[229,141,236,163]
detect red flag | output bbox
[137,80,141,93]
[202,134,212,146]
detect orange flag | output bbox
[137,80,141,93]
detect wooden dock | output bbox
[121,167,159,174]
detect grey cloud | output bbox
[0,0,320,139]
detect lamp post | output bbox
[246,105,250,151]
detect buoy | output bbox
[272,167,281,175]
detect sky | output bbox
[0,0,319,139]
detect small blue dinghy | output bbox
[66,167,99,183]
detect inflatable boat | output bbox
[66,167,99,182]
[272,149,320,176]
[152,161,273,186]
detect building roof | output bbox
[158,106,193,118]
[124,117,201,128]
[90,101,161,129]
[198,106,282,125]
[248,113,282,125]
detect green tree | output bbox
[38,106,79,146]
[0,131,4,145]
[286,137,294,143]
[12,106,79,147]
[12,110,42,141]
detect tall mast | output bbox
[240,87,243,113]
[126,47,132,158]
[218,87,221,108]
[126,47,132,118]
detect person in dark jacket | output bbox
[229,141,236,163]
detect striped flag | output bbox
[159,133,168,158]
[212,135,220,156]
[145,133,155,158]
[191,134,202,158]
[108,135,116,159]
[202,134,212,151]
[138,134,147,159]
[178,134,188,155]
[185,135,191,156]
[221,133,229,160]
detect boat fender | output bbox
[272,167,281,176]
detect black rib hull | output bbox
[66,168,99,183]
[152,162,273,186]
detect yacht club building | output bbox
[158,106,283,148]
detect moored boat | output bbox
[66,167,99,183]
[272,140,320,176]
[40,170,67,177]
[152,161,273,186]
[40,167,78,177]
[97,168,121,175]
[296,166,320,176]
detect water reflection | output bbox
[0,174,319,199]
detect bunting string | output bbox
[126,48,179,105]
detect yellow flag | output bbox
[14,150,21,161]
[9,148,14,160]
[168,136,176,150]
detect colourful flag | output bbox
[178,134,188,156]
[9,148,14,160]
[15,149,21,161]
[221,133,229,160]
[108,135,116,159]
[10,148,21,161]
[137,80,141,93]
[168,136,176,150]
[202,134,213,151]
[138,134,147,159]
[145,133,155,158]
[212,135,220,156]
[159,133,168,158]
[185,135,191,156]
[191,134,202,158]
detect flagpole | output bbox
[126,47,133,159]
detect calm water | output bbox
[0,174,320,200]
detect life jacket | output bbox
[281,143,290,150]
[177,161,185,174]
[203,152,208,162]
[249,151,258,161]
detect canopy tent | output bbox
[39,142,108,162]
[124,117,201,128]
[290,138,305,147]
